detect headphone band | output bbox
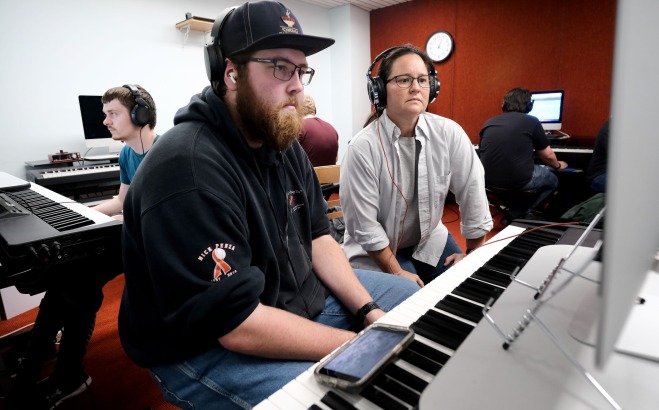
[366,46,439,109]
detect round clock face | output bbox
[426,31,454,62]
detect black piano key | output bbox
[476,263,514,277]
[472,267,513,287]
[308,405,324,410]
[484,256,521,272]
[500,240,541,255]
[488,251,527,266]
[371,371,420,406]
[521,230,562,243]
[452,278,503,305]
[320,391,358,410]
[436,294,484,323]
[406,340,449,367]
[8,190,94,231]
[423,309,474,336]
[398,345,442,375]
[510,235,552,249]
[360,384,408,410]
[412,313,473,350]
[411,320,462,351]
[384,361,430,393]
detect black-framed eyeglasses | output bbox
[248,58,315,86]
[386,75,432,89]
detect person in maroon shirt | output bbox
[299,95,339,166]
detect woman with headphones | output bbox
[340,44,493,286]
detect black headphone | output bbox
[123,84,150,126]
[366,46,440,109]
[204,6,238,82]
[502,88,534,113]
[526,99,534,113]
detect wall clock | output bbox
[425,31,454,62]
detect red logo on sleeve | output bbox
[212,248,232,281]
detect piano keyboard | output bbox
[551,147,593,154]
[1,176,123,290]
[38,163,119,179]
[3,189,95,231]
[22,182,116,226]
[255,223,585,410]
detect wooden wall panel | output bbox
[370,0,616,145]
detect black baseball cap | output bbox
[219,1,335,57]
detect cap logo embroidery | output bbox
[281,10,295,27]
[281,10,299,34]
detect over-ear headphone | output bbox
[366,46,440,109]
[123,84,150,127]
[525,99,534,113]
[204,6,238,82]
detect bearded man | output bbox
[117,2,419,409]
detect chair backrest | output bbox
[314,165,342,219]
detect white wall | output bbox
[0,0,369,179]
[0,0,370,317]
[329,5,372,163]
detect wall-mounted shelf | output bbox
[175,16,214,32]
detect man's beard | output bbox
[235,80,303,151]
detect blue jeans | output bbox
[591,173,606,193]
[149,270,419,409]
[395,232,463,283]
[508,165,558,219]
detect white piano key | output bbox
[266,388,309,410]
[253,399,283,410]
[392,358,435,384]
[40,164,119,179]
[28,181,116,224]
[378,309,416,327]
[295,369,383,410]
[282,379,330,408]
[412,331,457,358]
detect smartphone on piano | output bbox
[314,323,414,393]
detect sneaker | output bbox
[36,371,91,409]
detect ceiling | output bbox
[296,0,411,12]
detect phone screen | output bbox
[317,326,410,382]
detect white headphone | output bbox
[228,72,237,84]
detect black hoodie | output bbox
[119,86,330,367]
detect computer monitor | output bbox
[595,0,659,368]
[527,90,564,131]
[78,95,123,154]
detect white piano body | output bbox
[255,225,659,410]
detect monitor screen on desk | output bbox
[527,90,564,131]
[78,95,123,154]
[595,0,659,369]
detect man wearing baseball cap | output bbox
[118,1,420,408]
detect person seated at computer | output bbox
[298,95,339,166]
[341,44,493,287]
[6,85,159,409]
[586,118,609,193]
[92,85,159,220]
[479,87,568,221]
